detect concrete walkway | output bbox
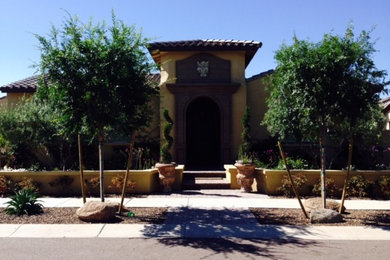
[1,189,389,240]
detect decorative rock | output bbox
[76,201,118,222]
[310,208,343,224]
[304,198,346,213]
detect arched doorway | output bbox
[186,97,221,170]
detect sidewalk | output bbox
[1,189,389,240]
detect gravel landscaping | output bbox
[1,207,389,226]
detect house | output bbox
[0,39,274,170]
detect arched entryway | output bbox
[186,97,221,170]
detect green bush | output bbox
[4,189,43,215]
[377,175,390,199]
[276,157,309,170]
[0,98,76,170]
[277,173,308,197]
[49,176,74,195]
[160,109,174,163]
[0,135,14,168]
[346,175,373,198]
[312,177,341,197]
[16,177,40,193]
[0,176,15,196]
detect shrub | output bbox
[84,177,100,196]
[160,109,174,163]
[346,175,373,198]
[276,157,309,170]
[0,176,15,196]
[49,176,74,194]
[4,189,43,215]
[238,107,253,162]
[0,135,14,168]
[0,98,76,170]
[312,177,341,197]
[109,175,136,191]
[16,177,40,193]
[277,173,308,197]
[377,175,390,199]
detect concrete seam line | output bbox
[9,224,22,237]
[97,224,106,237]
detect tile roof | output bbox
[0,74,161,94]
[0,76,39,93]
[246,69,274,82]
[381,96,390,112]
[149,39,262,50]
[148,39,262,67]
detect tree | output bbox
[263,26,388,207]
[35,13,158,201]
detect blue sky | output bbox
[1,0,389,97]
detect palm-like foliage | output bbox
[4,189,43,215]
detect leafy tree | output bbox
[35,13,158,201]
[0,97,73,170]
[263,26,388,207]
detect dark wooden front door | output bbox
[186,97,221,170]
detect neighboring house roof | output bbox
[381,96,390,113]
[148,39,262,67]
[246,69,274,82]
[0,74,161,94]
[0,75,39,93]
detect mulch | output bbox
[250,208,390,226]
[0,207,167,224]
[1,207,390,226]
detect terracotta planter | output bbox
[155,163,177,193]
[234,162,255,192]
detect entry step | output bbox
[182,174,230,190]
[183,171,226,178]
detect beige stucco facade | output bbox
[158,50,253,161]
[2,92,33,108]
[1,40,272,169]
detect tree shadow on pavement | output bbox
[141,207,319,259]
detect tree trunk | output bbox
[319,134,327,209]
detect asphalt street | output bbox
[1,238,389,260]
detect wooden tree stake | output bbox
[119,132,136,214]
[339,139,353,213]
[78,134,86,204]
[278,141,309,219]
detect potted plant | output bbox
[155,109,177,192]
[235,107,255,192]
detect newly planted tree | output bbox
[35,12,157,201]
[264,26,388,207]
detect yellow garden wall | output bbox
[0,165,184,196]
[262,169,390,195]
[225,165,390,195]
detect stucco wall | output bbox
[246,75,271,142]
[5,93,34,108]
[159,51,248,161]
[0,96,6,107]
